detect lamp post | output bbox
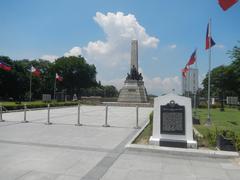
[220,73,224,112]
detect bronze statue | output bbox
[125,65,143,81]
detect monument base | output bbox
[160,139,187,148]
[149,136,197,149]
[118,80,148,103]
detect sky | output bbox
[0,0,239,95]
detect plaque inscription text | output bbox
[160,100,185,135]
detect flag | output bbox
[56,73,63,81]
[31,66,41,77]
[187,49,197,66]
[206,23,216,50]
[0,61,12,71]
[218,0,238,11]
[182,66,189,78]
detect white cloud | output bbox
[64,46,82,57]
[40,55,59,62]
[81,12,159,67]
[140,67,181,95]
[101,78,125,90]
[169,44,177,49]
[144,76,181,95]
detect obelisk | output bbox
[118,39,148,103]
[131,40,138,70]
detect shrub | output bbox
[216,128,239,151]
[198,103,221,109]
[235,134,240,151]
[206,127,218,147]
[3,101,79,111]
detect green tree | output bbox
[228,43,240,95]
[201,42,240,98]
[103,85,118,97]
[54,56,97,96]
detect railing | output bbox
[0,104,141,129]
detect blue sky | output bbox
[0,0,239,95]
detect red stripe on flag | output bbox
[218,0,238,11]
[187,49,197,66]
[31,66,41,77]
[0,62,12,71]
[56,73,63,81]
[182,66,189,78]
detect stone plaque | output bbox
[160,100,185,135]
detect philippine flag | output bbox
[182,66,189,78]
[206,23,216,50]
[56,73,63,81]
[31,66,41,77]
[187,49,197,66]
[218,0,238,11]
[0,61,12,71]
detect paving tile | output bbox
[191,166,229,179]
[17,170,59,180]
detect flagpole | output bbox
[54,74,56,101]
[29,69,32,102]
[188,68,190,97]
[206,18,212,126]
[193,49,197,118]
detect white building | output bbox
[182,68,198,95]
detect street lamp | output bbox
[220,72,225,112]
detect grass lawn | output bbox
[196,108,240,134]
[134,108,240,150]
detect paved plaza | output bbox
[0,105,239,180]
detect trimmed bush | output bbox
[3,101,79,111]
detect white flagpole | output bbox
[206,18,212,126]
[54,74,57,101]
[29,67,32,102]
[194,49,197,118]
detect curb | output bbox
[125,144,239,159]
[125,121,239,159]
[126,120,150,146]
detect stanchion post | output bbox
[75,103,82,126]
[22,104,29,123]
[45,104,52,125]
[135,106,140,129]
[0,104,4,122]
[103,105,110,127]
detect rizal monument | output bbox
[118,40,148,103]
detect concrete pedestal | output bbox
[118,80,148,103]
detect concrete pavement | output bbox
[0,105,239,180]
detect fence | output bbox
[0,104,142,129]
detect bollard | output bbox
[21,104,29,123]
[134,106,140,129]
[75,103,82,126]
[0,105,4,122]
[103,105,110,127]
[45,104,52,125]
